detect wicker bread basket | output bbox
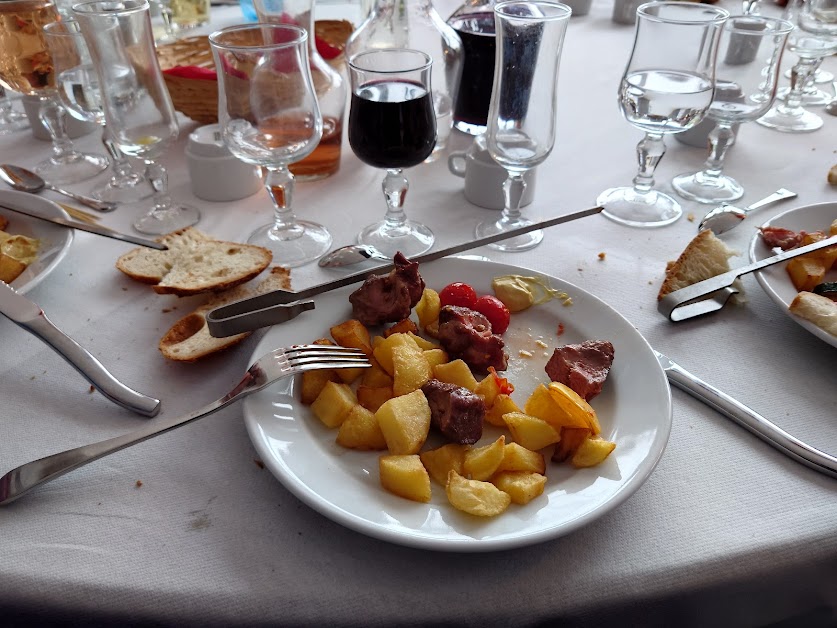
[156,20,354,125]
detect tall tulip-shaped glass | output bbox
[597,2,728,228]
[671,16,793,204]
[475,0,571,251]
[42,19,151,204]
[0,0,107,184]
[74,0,199,234]
[757,0,837,133]
[348,49,436,258]
[210,24,329,267]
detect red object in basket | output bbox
[316,35,341,60]
[163,66,218,80]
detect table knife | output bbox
[0,202,167,250]
[0,281,161,417]
[655,350,837,479]
[206,205,604,337]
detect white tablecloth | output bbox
[2,1,836,626]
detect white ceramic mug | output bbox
[186,124,263,202]
[447,135,536,210]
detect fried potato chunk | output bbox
[375,389,431,455]
[379,454,432,503]
[433,359,479,391]
[496,442,546,475]
[420,443,467,486]
[310,381,358,428]
[463,435,505,481]
[356,385,394,413]
[415,288,441,332]
[503,411,561,451]
[485,393,521,427]
[491,471,547,505]
[446,470,511,517]
[337,405,387,450]
[391,343,432,396]
[552,427,592,463]
[571,436,616,468]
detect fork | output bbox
[0,344,369,505]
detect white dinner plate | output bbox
[749,201,837,349]
[0,189,74,294]
[243,258,672,552]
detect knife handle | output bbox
[664,361,837,479]
[22,314,161,418]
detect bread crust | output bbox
[658,230,738,300]
[789,291,837,337]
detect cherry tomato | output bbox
[473,295,511,334]
[439,282,478,309]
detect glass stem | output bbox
[382,168,408,228]
[632,132,665,194]
[39,97,75,161]
[0,86,11,120]
[102,129,136,183]
[700,122,735,181]
[501,173,527,222]
[780,59,818,114]
[265,166,303,240]
[145,160,174,216]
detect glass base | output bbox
[0,110,29,135]
[358,219,433,259]
[92,173,153,204]
[672,171,743,204]
[453,120,487,136]
[133,203,201,236]
[249,220,332,268]
[597,186,682,228]
[35,151,108,185]
[784,67,833,84]
[777,86,832,106]
[757,105,822,133]
[474,216,543,252]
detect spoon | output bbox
[698,188,797,235]
[824,82,837,116]
[0,164,117,212]
[319,243,389,268]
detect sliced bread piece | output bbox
[789,291,837,337]
[658,230,740,300]
[116,227,272,296]
[159,266,291,362]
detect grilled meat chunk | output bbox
[545,340,614,401]
[349,252,426,327]
[437,305,508,372]
[422,379,485,444]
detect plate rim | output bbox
[748,200,837,349]
[1,189,74,295]
[243,257,673,552]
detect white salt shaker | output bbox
[185,124,263,202]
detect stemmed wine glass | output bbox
[597,1,728,228]
[74,0,199,235]
[671,16,793,204]
[0,86,28,135]
[209,23,330,267]
[475,0,571,251]
[0,0,107,185]
[757,0,837,133]
[348,48,436,258]
[42,19,151,204]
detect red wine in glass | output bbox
[449,12,496,134]
[348,79,436,168]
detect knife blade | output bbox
[0,281,161,417]
[655,350,837,479]
[206,205,604,337]
[0,202,167,250]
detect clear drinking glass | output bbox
[209,23,330,267]
[671,16,793,204]
[0,0,107,184]
[42,19,150,204]
[348,49,436,258]
[757,0,837,133]
[0,86,29,135]
[74,0,200,235]
[475,0,571,251]
[597,1,728,228]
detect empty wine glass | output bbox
[671,16,793,204]
[757,0,837,133]
[209,23,330,267]
[597,1,728,228]
[0,86,28,134]
[42,19,150,204]
[0,0,107,185]
[348,49,436,258]
[74,0,199,235]
[475,0,572,251]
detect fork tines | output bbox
[285,344,370,370]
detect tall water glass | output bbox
[671,16,793,204]
[757,0,837,133]
[209,24,330,267]
[42,19,150,204]
[0,0,107,184]
[74,0,199,235]
[475,0,571,251]
[597,2,728,228]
